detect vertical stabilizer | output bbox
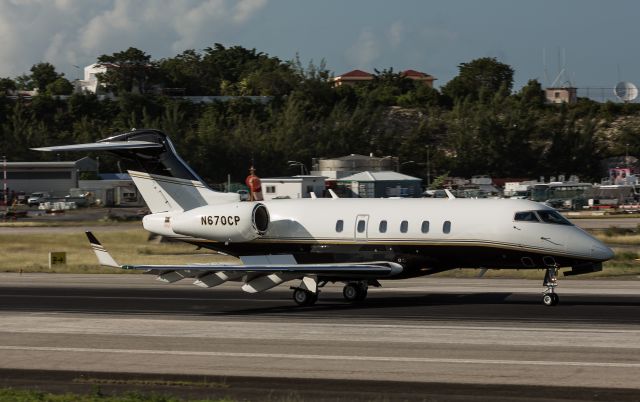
[129,170,238,213]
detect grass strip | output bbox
[0,228,235,273]
[0,387,234,401]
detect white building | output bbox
[261,176,326,200]
[545,87,577,104]
[76,63,117,94]
[311,154,398,181]
[337,171,422,198]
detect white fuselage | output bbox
[144,197,613,276]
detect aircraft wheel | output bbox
[293,288,317,306]
[551,293,560,306]
[356,286,368,301]
[542,293,556,306]
[343,282,367,302]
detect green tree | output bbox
[30,62,64,91]
[97,47,156,94]
[442,57,514,102]
[0,77,16,95]
[158,49,205,95]
[46,77,73,95]
[15,74,34,90]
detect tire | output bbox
[343,282,368,302]
[355,286,368,301]
[542,293,554,306]
[293,289,317,306]
[343,283,359,301]
[551,293,560,306]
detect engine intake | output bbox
[171,202,270,242]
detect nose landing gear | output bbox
[542,266,560,306]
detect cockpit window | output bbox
[514,211,539,222]
[514,210,573,225]
[536,210,572,225]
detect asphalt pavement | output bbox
[0,274,639,401]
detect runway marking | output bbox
[0,295,283,302]
[1,315,639,336]
[1,346,639,368]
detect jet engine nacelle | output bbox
[171,202,270,243]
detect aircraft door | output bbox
[355,214,369,241]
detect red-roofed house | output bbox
[332,70,374,87]
[333,69,436,88]
[401,70,436,88]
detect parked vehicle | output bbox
[27,192,51,207]
[237,189,249,201]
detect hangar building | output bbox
[2,157,97,198]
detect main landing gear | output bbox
[542,266,560,306]
[342,281,368,302]
[292,287,318,306]
[290,278,371,306]
[291,276,321,307]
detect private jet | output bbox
[34,129,614,306]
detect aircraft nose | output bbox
[591,242,614,261]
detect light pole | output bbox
[426,146,431,188]
[625,143,629,167]
[72,65,81,81]
[399,160,415,172]
[288,161,308,175]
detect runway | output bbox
[1,273,639,401]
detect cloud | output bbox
[0,0,268,78]
[346,28,381,68]
[233,0,268,23]
[388,21,404,47]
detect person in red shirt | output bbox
[245,166,263,201]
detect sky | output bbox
[1,0,639,95]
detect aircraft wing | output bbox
[123,263,400,278]
[86,232,402,279]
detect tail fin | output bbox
[86,231,120,268]
[33,129,238,212]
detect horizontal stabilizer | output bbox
[32,141,163,152]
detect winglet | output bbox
[85,231,120,268]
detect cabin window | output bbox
[443,221,451,234]
[379,220,387,233]
[335,220,344,232]
[400,220,408,233]
[421,221,430,233]
[265,185,276,194]
[536,210,572,225]
[514,211,539,222]
[357,220,366,233]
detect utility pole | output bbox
[2,155,7,211]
